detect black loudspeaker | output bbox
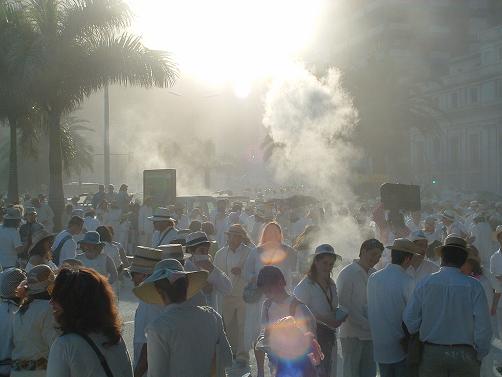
[380,183,421,212]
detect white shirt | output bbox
[0,226,22,268]
[472,222,497,267]
[294,277,338,320]
[151,228,178,247]
[146,304,232,377]
[76,253,117,284]
[47,333,133,377]
[490,249,502,293]
[336,260,374,340]
[406,259,440,285]
[214,244,252,297]
[52,230,77,266]
[403,267,492,359]
[133,302,163,367]
[12,299,59,361]
[83,217,100,232]
[103,242,121,268]
[0,300,18,375]
[260,295,316,335]
[367,264,414,363]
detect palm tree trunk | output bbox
[48,110,65,231]
[7,117,19,204]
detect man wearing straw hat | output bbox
[214,224,253,367]
[404,235,492,377]
[129,246,164,377]
[148,208,179,247]
[367,239,420,377]
[134,259,232,377]
[157,244,191,265]
[406,230,439,285]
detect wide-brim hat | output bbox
[435,234,468,256]
[127,246,163,274]
[28,230,55,254]
[148,207,173,222]
[77,231,105,246]
[185,231,211,248]
[309,244,342,263]
[386,238,423,256]
[4,207,22,220]
[157,244,191,261]
[440,209,456,221]
[133,259,208,305]
[0,268,26,298]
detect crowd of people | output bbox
[1,186,502,377]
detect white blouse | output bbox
[294,277,339,318]
[47,333,133,377]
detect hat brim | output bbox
[434,244,468,258]
[161,252,192,261]
[148,216,173,222]
[308,252,342,264]
[28,233,55,254]
[185,240,211,249]
[385,246,423,256]
[133,269,209,305]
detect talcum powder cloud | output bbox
[262,65,367,257]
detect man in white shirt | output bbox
[337,238,384,377]
[51,216,84,266]
[149,208,179,247]
[440,209,468,240]
[407,230,439,285]
[368,239,418,377]
[211,200,229,249]
[214,225,252,366]
[404,235,492,376]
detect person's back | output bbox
[147,304,224,377]
[0,300,18,376]
[47,333,132,377]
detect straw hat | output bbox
[0,268,26,299]
[157,244,191,261]
[22,264,55,296]
[128,246,163,275]
[434,234,468,256]
[4,207,22,220]
[185,231,211,249]
[225,224,250,240]
[386,238,423,256]
[28,230,55,254]
[148,207,173,222]
[133,259,208,305]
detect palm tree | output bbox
[0,0,37,204]
[23,0,177,230]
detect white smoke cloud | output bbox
[263,64,368,258]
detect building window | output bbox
[451,92,458,108]
[469,134,480,168]
[450,135,460,168]
[470,87,479,104]
[496,79,502,98]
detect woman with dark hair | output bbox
[0,207,24,269]
[47,268,132,377]
[294,244,345,377]
[244,222,297,377]
[11,265,58,377]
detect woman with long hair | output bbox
[243,222,298,377]
[294,244,345,377]
[26,231,57,272]
[11,265,58,377]
[47,268,133,377]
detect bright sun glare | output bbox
[128,0,325,97]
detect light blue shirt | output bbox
[367,264,414,364]
[403,267,492,359]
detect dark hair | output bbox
[441,246,468,268]
[189,220,202,232]
[359,238,384,257]
[201,222,215,236]
[391,250,413,265]
[3,219,21,228]
[154,276,188,303]
[96,226,112,243]
[68,216,84,228]
[29,237,53,258]
[257,266,286,288]
[51,268,122,345]
[307,253,336,282]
